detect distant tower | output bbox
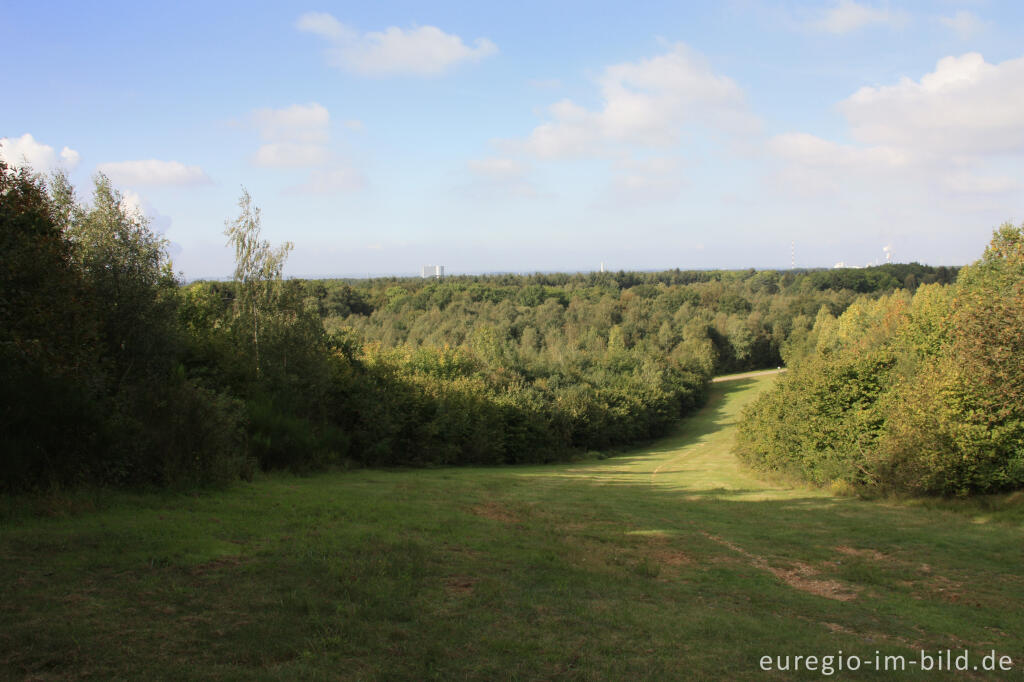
[790,241,795,269]
[600,261,605,273]
[421,265,444,279]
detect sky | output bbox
[2,1,1023,278]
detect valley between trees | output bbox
[2,164,964,492]
[3,375,1022,679]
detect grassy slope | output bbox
[2,375,1023,680]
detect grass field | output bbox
[3,375,1023,679]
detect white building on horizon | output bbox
[421,264,445,279]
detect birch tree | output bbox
[224,189,293,376]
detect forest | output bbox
[1,162,965,492]
[737,224,1024,496]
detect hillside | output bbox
[4,374,1022,679]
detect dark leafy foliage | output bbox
[0,164,252,490]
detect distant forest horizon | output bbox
[190,261,966,284]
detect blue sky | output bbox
[3,1,1023,277]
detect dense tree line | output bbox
[1,161,956,490]
[292,262,953,379]
[185,256,953,477]
[1,163,249,489]
[736,225,1024,496]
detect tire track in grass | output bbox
[636,373,863,601]
[702,531,861,602]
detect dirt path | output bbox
[711,367,786,383]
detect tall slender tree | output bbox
[224,188,293,376]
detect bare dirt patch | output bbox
[470,502,519,524]
[635,533,692,569]
[189,556,244,577]
[442,543,483,559]
[833,546,975,604]
[704,532,859,601]
[558,522,590,532]
[769,561,859,601]
[650,548,692,568]
[802,618,916,647]
[923,575,967,604]
[821,621,856,635]
[444,576,478,597]
[835,545,890,562]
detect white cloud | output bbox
[296,13,497,76]
[767,133,908,168]
[60,147,80,168]
[97,160,211,186]
[808,1,909,34]
[118,190,173,234]
[252,103,329,143]
[248,103,331,168]
[245,102,365,186]
[0,134,80,171]
[521,111,601,159]
[840,52,1024,157]
[939,11,986,40]
[769,52,1024,201]
[766,132,910,196]
[119,189,146,218]
[515,43,756,160]
[294,11,349,41]
[252,143,329,168]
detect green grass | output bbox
[3,375,1023,679]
